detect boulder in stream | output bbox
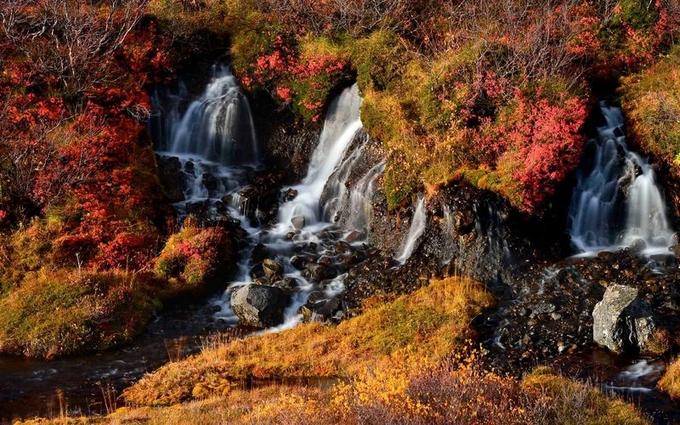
[592,284,656,354]
[291,215,306,230]
[230,284,290,328]
[262,258,284,279]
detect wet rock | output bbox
[262,258,284,280]
[304,263,335,281]
[592,284,656,354]
[283,188,298,201]
[270,277,298,291]
[156,155,185,203]
[344,230,365,243]
[300,291,343,323]
[334,240,352,254]
[230,284,290,328]
[202,173,220,194]
[251,243,270,264]
[290,255,308,270]
[291,216,305,230]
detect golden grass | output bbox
[523,367,650,425]
[658,357,680,399]
[123,277,494,406]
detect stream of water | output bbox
[568,103,676,256]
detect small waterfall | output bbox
[344,160,386,233]
[164,65,259,165]
[275,84,363,233]
[396,196,427,264]
[322,129,386,236]
[568,103,675,255]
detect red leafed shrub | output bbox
[491,90,588,213]
[238,35,352,121]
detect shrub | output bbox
[523,367,650,425]
[621,44,680,172]
[154,219,234,295]
[658,357,680,398]
[0,269,157,359]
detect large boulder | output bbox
[230,284,291,328]
[592,284,656,354]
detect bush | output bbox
[0,269,157,358]
[658,357,680,399]
[154,219,234,295]
[621,44,680,171]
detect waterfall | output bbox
[275,84,363,234]
[568,103,675,255]
[344,160,386,232]
[155,75,373,330]
[322,128,386,236]
[396,196,427,264]
[165,65,259,165]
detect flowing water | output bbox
[396,196,427,264]
[211,83,367,330]
[0,72,374,421]
[568,103,675,256]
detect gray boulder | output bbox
[592,284,656,353]
[291,215,306,230]
[230,284,290,328]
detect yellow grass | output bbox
[123,277,494,406]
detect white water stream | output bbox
[568,103,675,256]
[396,196,427,264]
[156,76,371,330]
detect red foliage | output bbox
[0,13,174,271]
[496,90,587,212]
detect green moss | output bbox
[349,30,407,92]
[0,270,156,358]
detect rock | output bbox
[251,243,270,264]
[291,215,306,230]
[156,155,185,203]
[344,230,365,243]
[290,255,308,270]
[202,173,220,194]
[283,188,298,201]
[271,277,298,291]
[304,263,335,281]
[230,284,290,328]
[592,284,656,354]
[262,258,284,279]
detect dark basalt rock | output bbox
[155,155,185,203]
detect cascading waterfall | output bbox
[396,196,427,264]
[163,65,259,165]
[155,75,375,330]
[322,130,386,237]
[275,84,363,235]
[568,103,675,255]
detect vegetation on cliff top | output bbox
[621,44,680,173]
[148,0,680,212]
